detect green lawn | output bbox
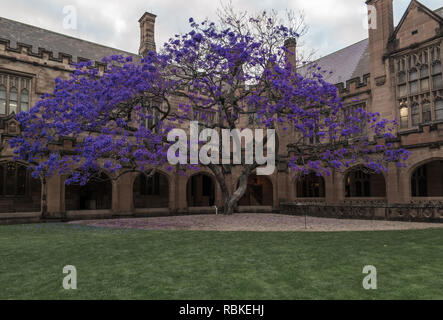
[1,223,443,300]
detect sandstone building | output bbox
[0,0,442,223]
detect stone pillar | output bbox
[277,170,289,203]
[324,173,336,204]
[397,165,411,203]
[333,170,345,203]
[386,162,400,204]
[46,175,64,218]
[287,173,296,203]
[116,173,134,215]
[111,180,119,214]
[176,173,188,213]
[169,173,177,212]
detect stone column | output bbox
[286,172,296,203]
[333,170,345,203]
[111,180,119,215]
[325,173,336,204]
[116,173,134,216]
[277,170,288,204]
[46,175,64,218]
[176,173,188,213]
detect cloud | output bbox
[0,0,441,59]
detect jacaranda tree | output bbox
[11,13,409,216]
[10,54,177,217]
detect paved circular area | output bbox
[69,214,443,232]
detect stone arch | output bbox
[295,172,326,198]
[133,170,170,208]
[407,156,443,180]
[186,172,216,207]
[238,174,273,206]
[344,165,386,198]
[410,158,443,197]
[0,161,41,212]
[65,171,112,211]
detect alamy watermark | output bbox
[62,5,77,30]
[63,265,77,290]
[363,5,377,30]
[362,265,377,290]
[167,121,276,175]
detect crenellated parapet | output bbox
[0,37,114,72]
[335,73,371,97]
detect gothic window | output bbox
[411,165,427,197]
[146,109,159,130]
[433,61,442,74]
[142,101,161,132]
[345,170,371,197]
[410,81,419,95]
[433,62,442,89]
[396,46,443,127]
[411,103,419,126]
[409,69,419,95]
[422,102,431,123]
[305,131,320,145]
[139,172,160,196]
[433,74,443,90]
[0,162,29,197]
[9,87,18,114]
[398,84,407,97]
[296,172,325,198]
[193,107,216,126]
[0,86,6,114]
[342,103,367,139]
[202,175,212,197]
[21,89,29,112]
[410,69,418,81]
[248,111,257,125]
[310,134,320,145]
[398,72,406,84]
[411,161,443,197]
[204,110,216,124]
[421,78,430,91]
[421,65,429,91]
[0,73,32,114]
[436,99,443,121]
[400,104,409,129]
[304,126,320,145]
[421,65,429,78]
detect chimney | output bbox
[139,12,156,56]
[366,0,394,77]
[365,0,396,119]
[284,38,297,69]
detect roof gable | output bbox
[390,0,443,43]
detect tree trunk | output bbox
[208,164,257,215]
[222,170,249,215]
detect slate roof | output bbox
[436,7,443,17]
[297,38,370,85]
[0,16,138,62]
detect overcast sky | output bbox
[0,0,441,59]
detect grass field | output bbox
[1,223,443,300]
